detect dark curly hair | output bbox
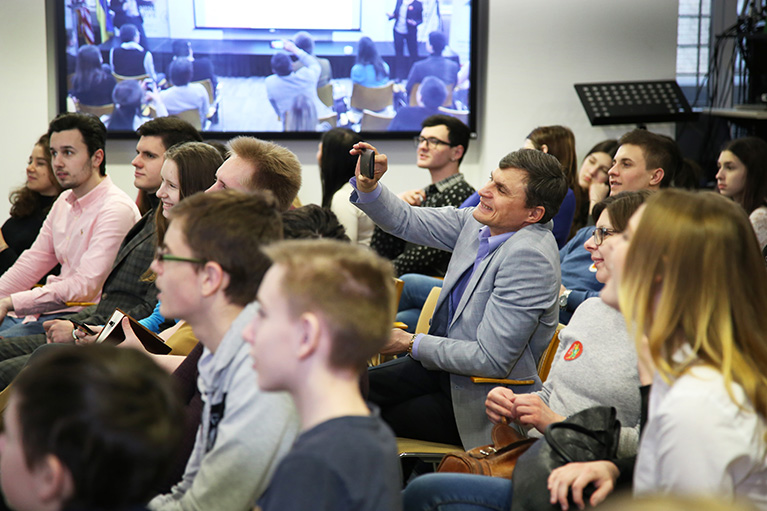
[9,134,63,219]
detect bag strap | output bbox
[470,438,537,459]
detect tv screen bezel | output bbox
[53,0,481,141]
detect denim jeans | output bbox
[403,473,512,511]
[396,273,444,333]
[0,312,68,338]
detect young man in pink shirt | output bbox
[0,113,140,337]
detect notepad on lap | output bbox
[95,308,172,355]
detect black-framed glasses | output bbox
[592,227,616,246]
[154,246,206,265]
[413,136,453,150]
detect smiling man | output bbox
[352,147,567,449]
[371,114,475,278]
[0,113,140,337]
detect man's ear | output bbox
[527,205,545,224]
[200,261,227,298]
[35,454,74,508]
[90,148,105,171]
[539,144,549,154]
[296,312,321,361]
[450,144,465,163]
[649,167,664,187]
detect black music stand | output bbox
[574,80,696,126]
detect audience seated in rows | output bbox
[110,23,156,80]
[70,45,117,107]
[0,113,140,338]
[547,190,767,511]
[461,125,578,248]
[374,114,475,279]
[110,0,150,48]
[107,79,148,131]
[244,239,402,511]
[558,129,680,323]
[388,76,448,132]
[292,31,332,88]
[0,117,201,389]
[171,39,217,96]
[406,31,459,105]
[159,59,210,127]
[0,345,184,511]
[351,36,391,88]
[354,145,567,449]
[145,191,299,511]
[0,134,62,277]
[265,40,331,121]
[402,192,650,511]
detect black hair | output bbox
[48,112,107,176]
[421,114,471,163]
[319,127,364,208]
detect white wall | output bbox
[0,0,678,221]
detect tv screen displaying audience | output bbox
[58,0,477,136]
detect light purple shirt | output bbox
[0,176,140,317]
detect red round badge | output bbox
[564,341,583,361]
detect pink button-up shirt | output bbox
[0,176,140,317]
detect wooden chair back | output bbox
[112,72,149,83]
[171,108,202,130]
[350,82,394,112]
[317,83,333,107]
[361,109,394,131]
[437,106,469,125]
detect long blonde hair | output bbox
[619,189,767,423]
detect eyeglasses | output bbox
[154,246,206,265]
[413,136,453,150]
[591,227,617,246]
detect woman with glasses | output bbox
[401,190,650,511]
[548,189,767,511]
[558,189,652,324]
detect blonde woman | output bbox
[550,190,767,510]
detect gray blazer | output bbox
[355,184,560,448]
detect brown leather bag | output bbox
[436,423,537,479]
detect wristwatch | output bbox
[559,289,572,311]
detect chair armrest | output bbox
[470,376,535,385]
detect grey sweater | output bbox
[148,304,299,511]
[530,297,641,457]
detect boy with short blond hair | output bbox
[244,239,402,511]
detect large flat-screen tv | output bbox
[54,0,480,139]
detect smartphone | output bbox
[359,149,375,179]
[70,319,96,336]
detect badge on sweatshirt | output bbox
[564,341,583,361]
